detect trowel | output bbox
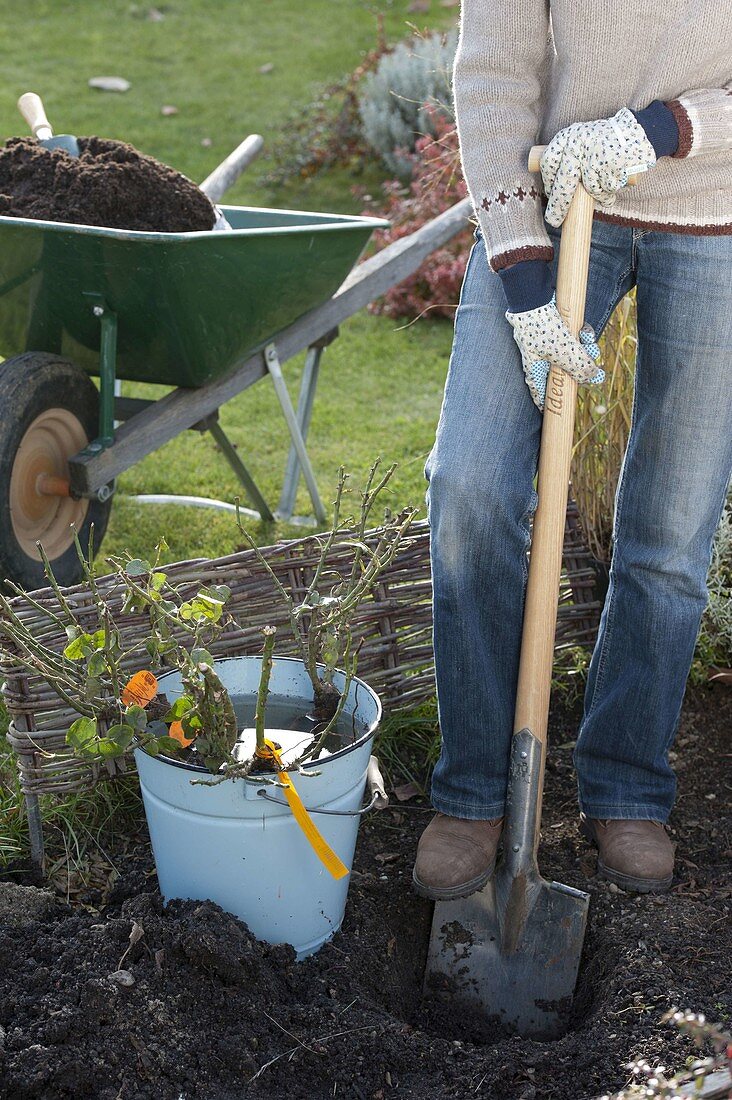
[424,149,641,1040]
[17,92,79,156]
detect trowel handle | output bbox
[17,92,54,141]
[512,153,596,748]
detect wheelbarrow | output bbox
[0,135,391,590]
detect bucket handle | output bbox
[256,755,389,817]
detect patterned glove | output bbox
[506,294,604,411]
[540,107,656,227]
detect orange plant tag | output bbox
[122,670,158,707]
[168,720,193,748]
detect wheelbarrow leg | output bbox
[277,342,323,521]
[207,418,276,522]
[264,341,327,525]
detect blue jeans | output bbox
[426,218,732,822]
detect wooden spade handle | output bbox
[528,144,641,184]
[17,92,53,140]
[513,153,596,750]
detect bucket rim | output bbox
[141,654,382,777]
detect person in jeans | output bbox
[413,0,731,897]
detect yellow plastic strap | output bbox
[263,740,349,880]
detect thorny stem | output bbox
[295,634,360,766]
[254,627,276,752]
[35,541,83,629]
[303,466,348,604]
[73,528,122,702]
[235,506,311,676]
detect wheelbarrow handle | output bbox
[18,92,53,141]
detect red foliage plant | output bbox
[359,108,472,321]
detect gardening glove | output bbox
[506,294,603,411]
[540,107,656,227]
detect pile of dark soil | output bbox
[1,683,730,1100]
[0,137,215,232]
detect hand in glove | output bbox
[540,107,656,227]
[506,294,604,411]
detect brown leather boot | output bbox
[580,815,675,893]
[412,813,503,900]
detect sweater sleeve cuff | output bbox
[630,100,680,158]
[497,258,555,314]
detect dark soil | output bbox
[1,683,730,1100]
[0,137,215,232]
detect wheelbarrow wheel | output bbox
[0,352,112,591]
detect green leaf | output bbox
[66,717,98,753]
[190,648,214,668]
[107,723,135,750]
[181,712,203,737]
[91,629,106,650]
[84,677,102,702]
[164,695,195,721]
[201,584,230,604]
[125,705,149,732]
[96,738,125,758]
[151,572,167,591]
[63,633,94,660]
[156,736,185,755]
[125,558,151,577]
[87,651,106,677]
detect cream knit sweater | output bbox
[452,0,732,272]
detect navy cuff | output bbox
[631,100,680,159]
[498,259,554,314]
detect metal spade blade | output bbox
[424,729,589,1040]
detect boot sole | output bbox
[580,820,673,894]
[411,858,496,902]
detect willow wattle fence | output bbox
[2,509,602,866]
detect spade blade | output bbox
[423,729,590,1040]
[425,869,589,1039]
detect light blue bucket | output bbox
[134,655,382,959]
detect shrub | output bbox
[357,27,457,175]
[262,22,390,187]
[361,108,470,320]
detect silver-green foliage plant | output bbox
[358,28,457,176]
[600,1010,731,1099]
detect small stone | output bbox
[201,137,212,147]
[608,882,620,893]
[109,969,135,987]
[147,5,164,19]
[258,62,274,74]
[88,76,131,93]
[161,105,179,116]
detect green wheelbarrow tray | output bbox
[0,205,389,390]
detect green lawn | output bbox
[0,0,458,564]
